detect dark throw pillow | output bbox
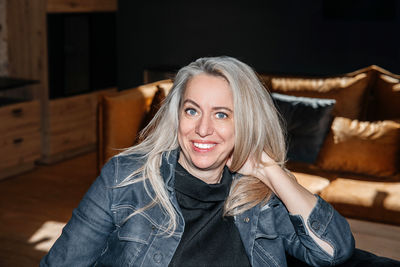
[271,93,336,163]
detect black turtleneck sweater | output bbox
[169,163,251,267]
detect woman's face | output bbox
[178,74,235,179]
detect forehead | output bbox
[183,74,233,103]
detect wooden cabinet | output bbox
[46,93,96,161]
[0,100,41,179]
[41,88,116,164]
[3,0,118,172]
[40,0,118,163]
[0,100,40,133]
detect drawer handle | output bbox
[13,138,24,144]
[12,108,23,117]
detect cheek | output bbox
[178,118,192,140]
[220,124,235,146]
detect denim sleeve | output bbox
[40,157,117,267]
[284,195,355,266]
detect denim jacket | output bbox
[41,149,354,267]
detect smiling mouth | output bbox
[192,142,216,151]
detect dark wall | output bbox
[117,0,400,89]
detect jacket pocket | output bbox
[112,204,157,244]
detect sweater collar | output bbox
[174,162,232,202]
[161,148,239,192]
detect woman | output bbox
[41,56,354,266]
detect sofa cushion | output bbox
[269,73,370,119]
[136,79,173,108]
[292,172,330,195]
[271,93,335,163]
[320,178,400,225]
[317,117,400,177]
[368,74,400,120]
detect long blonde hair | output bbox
[120,56,288,233]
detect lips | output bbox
[192,141,217,152]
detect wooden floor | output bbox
[0,151,98,266]
[0,151,399,266]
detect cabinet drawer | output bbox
[49,94,96,133]
[44,89,116,161]
[48,124,96,156]
[0,100,40,134]
[50,93,96,120]
[0,130,41,169]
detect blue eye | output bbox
[215,112,228,119]
[185,108,197,116]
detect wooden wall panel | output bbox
[6,0,48,99]
[6,0,49,160]
[47,0,117,13]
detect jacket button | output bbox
[153,252,163,263]
[244,217,250,223]
[311,221,320,231]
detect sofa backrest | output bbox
[260,65,400,121]
[260,65,400,177]
[97,79,173,170]
[97,66,400,177]
[366,67,400,121]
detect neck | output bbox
[178,158,224,184]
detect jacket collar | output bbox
[160,148,180,192]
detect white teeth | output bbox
[194,143,216,149]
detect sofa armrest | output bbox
[97,80,173,171]
[97,88,148,171]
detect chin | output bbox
[191,156,224,171]
[192,160,215,170]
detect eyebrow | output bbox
[183,99,233,113]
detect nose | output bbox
[195,114,214,137]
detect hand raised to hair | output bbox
[227,151,277,189]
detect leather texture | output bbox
[139,85,166,130]
[269,73,370,120]
[317,117,400,177]
[321,178,400,225]
[369,74,400,120]
[98,80,172,168]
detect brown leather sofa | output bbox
[97,79,173,170]
[97,66,400,226]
